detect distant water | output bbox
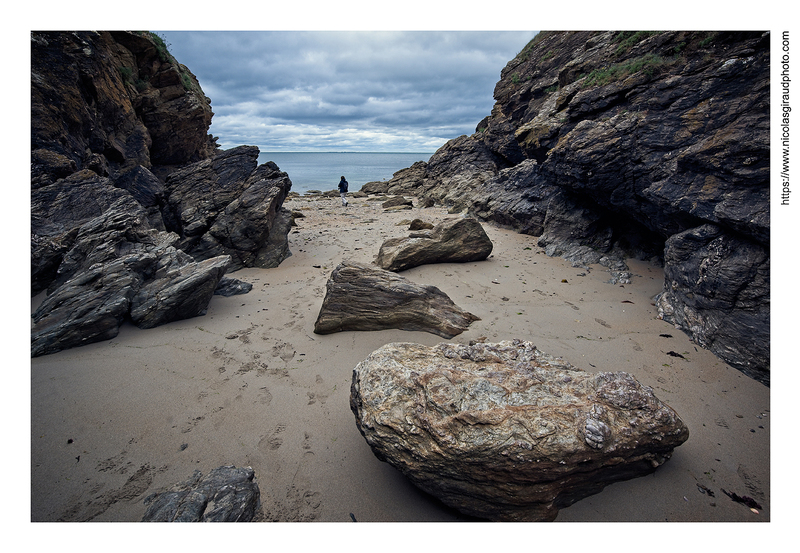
[257,152,431,194]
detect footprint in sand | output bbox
[272,342,296,363]
[286,450,321,521]
[257,386,273,406]
[307,375,330,405]
[261,424,287,451]
[59,463,158,521]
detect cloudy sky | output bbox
[157,31,536,152]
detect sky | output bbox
[157,31,536,153]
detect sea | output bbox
[256,152,432,195]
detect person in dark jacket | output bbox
[338,176,349,206]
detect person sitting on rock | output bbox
[338,176,349,206]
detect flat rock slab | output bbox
[313,261,479,338]
[350,340,690,521]
[142,466,260,522]
[375,217,493,272]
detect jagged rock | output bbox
[30,32,297,356]
[374,217,493,272]
[214,276,253,297]
[389,31,769,381]
[31,253,154,357]
[142,466,260,522]
[656,224,769,385]
[130,253,231,329]
[361,161,427,195]
[350,340,690,521]
[43,195,163,293]
[30,194,231,355]
[31,171,133,294]
[313,261,479,338]
[163,146,293,270]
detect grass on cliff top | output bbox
[581,53,678,88]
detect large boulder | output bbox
[142,466,260,522]
[374,217,493,272]
[313,261,479,338]
[350,340,689,521]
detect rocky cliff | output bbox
[376,31,769,384]
[31,31,293,356]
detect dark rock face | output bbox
[350,340,689,521]
[30,194,232,356]
[31,32,295,356]
[163,146,293,271]
[313,261,479,338]
[374,217,494,272]
[142,466,260,522]
[31,31,215,185]
[656,225,769,384]
[390,31,770,382]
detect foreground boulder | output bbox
[314,261,479,338]
[142,465,260,522]
[374,217,493,272]
[350,340,689,521]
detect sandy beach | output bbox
[30,192,770,527]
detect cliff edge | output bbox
[31,32,293,356]
[378,31,769,384]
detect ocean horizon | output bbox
[257,151,433,194]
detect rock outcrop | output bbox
[162,145,293,271]
[385,31,770,383]
[361,161,427,195]
[350,340,690,521]
[31,32,294,356]
[374,217,494,272]
[142,465,260,522]
[314,261,479,338]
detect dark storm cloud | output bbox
[158,30,535,151]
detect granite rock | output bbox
[350,340,690,521]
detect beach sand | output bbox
[30,193,770,528]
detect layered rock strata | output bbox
[350,340,690,521]
[314,261,479,338]
[31,32,294,355]
[142,466,260,522]
[370,31,770,383]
